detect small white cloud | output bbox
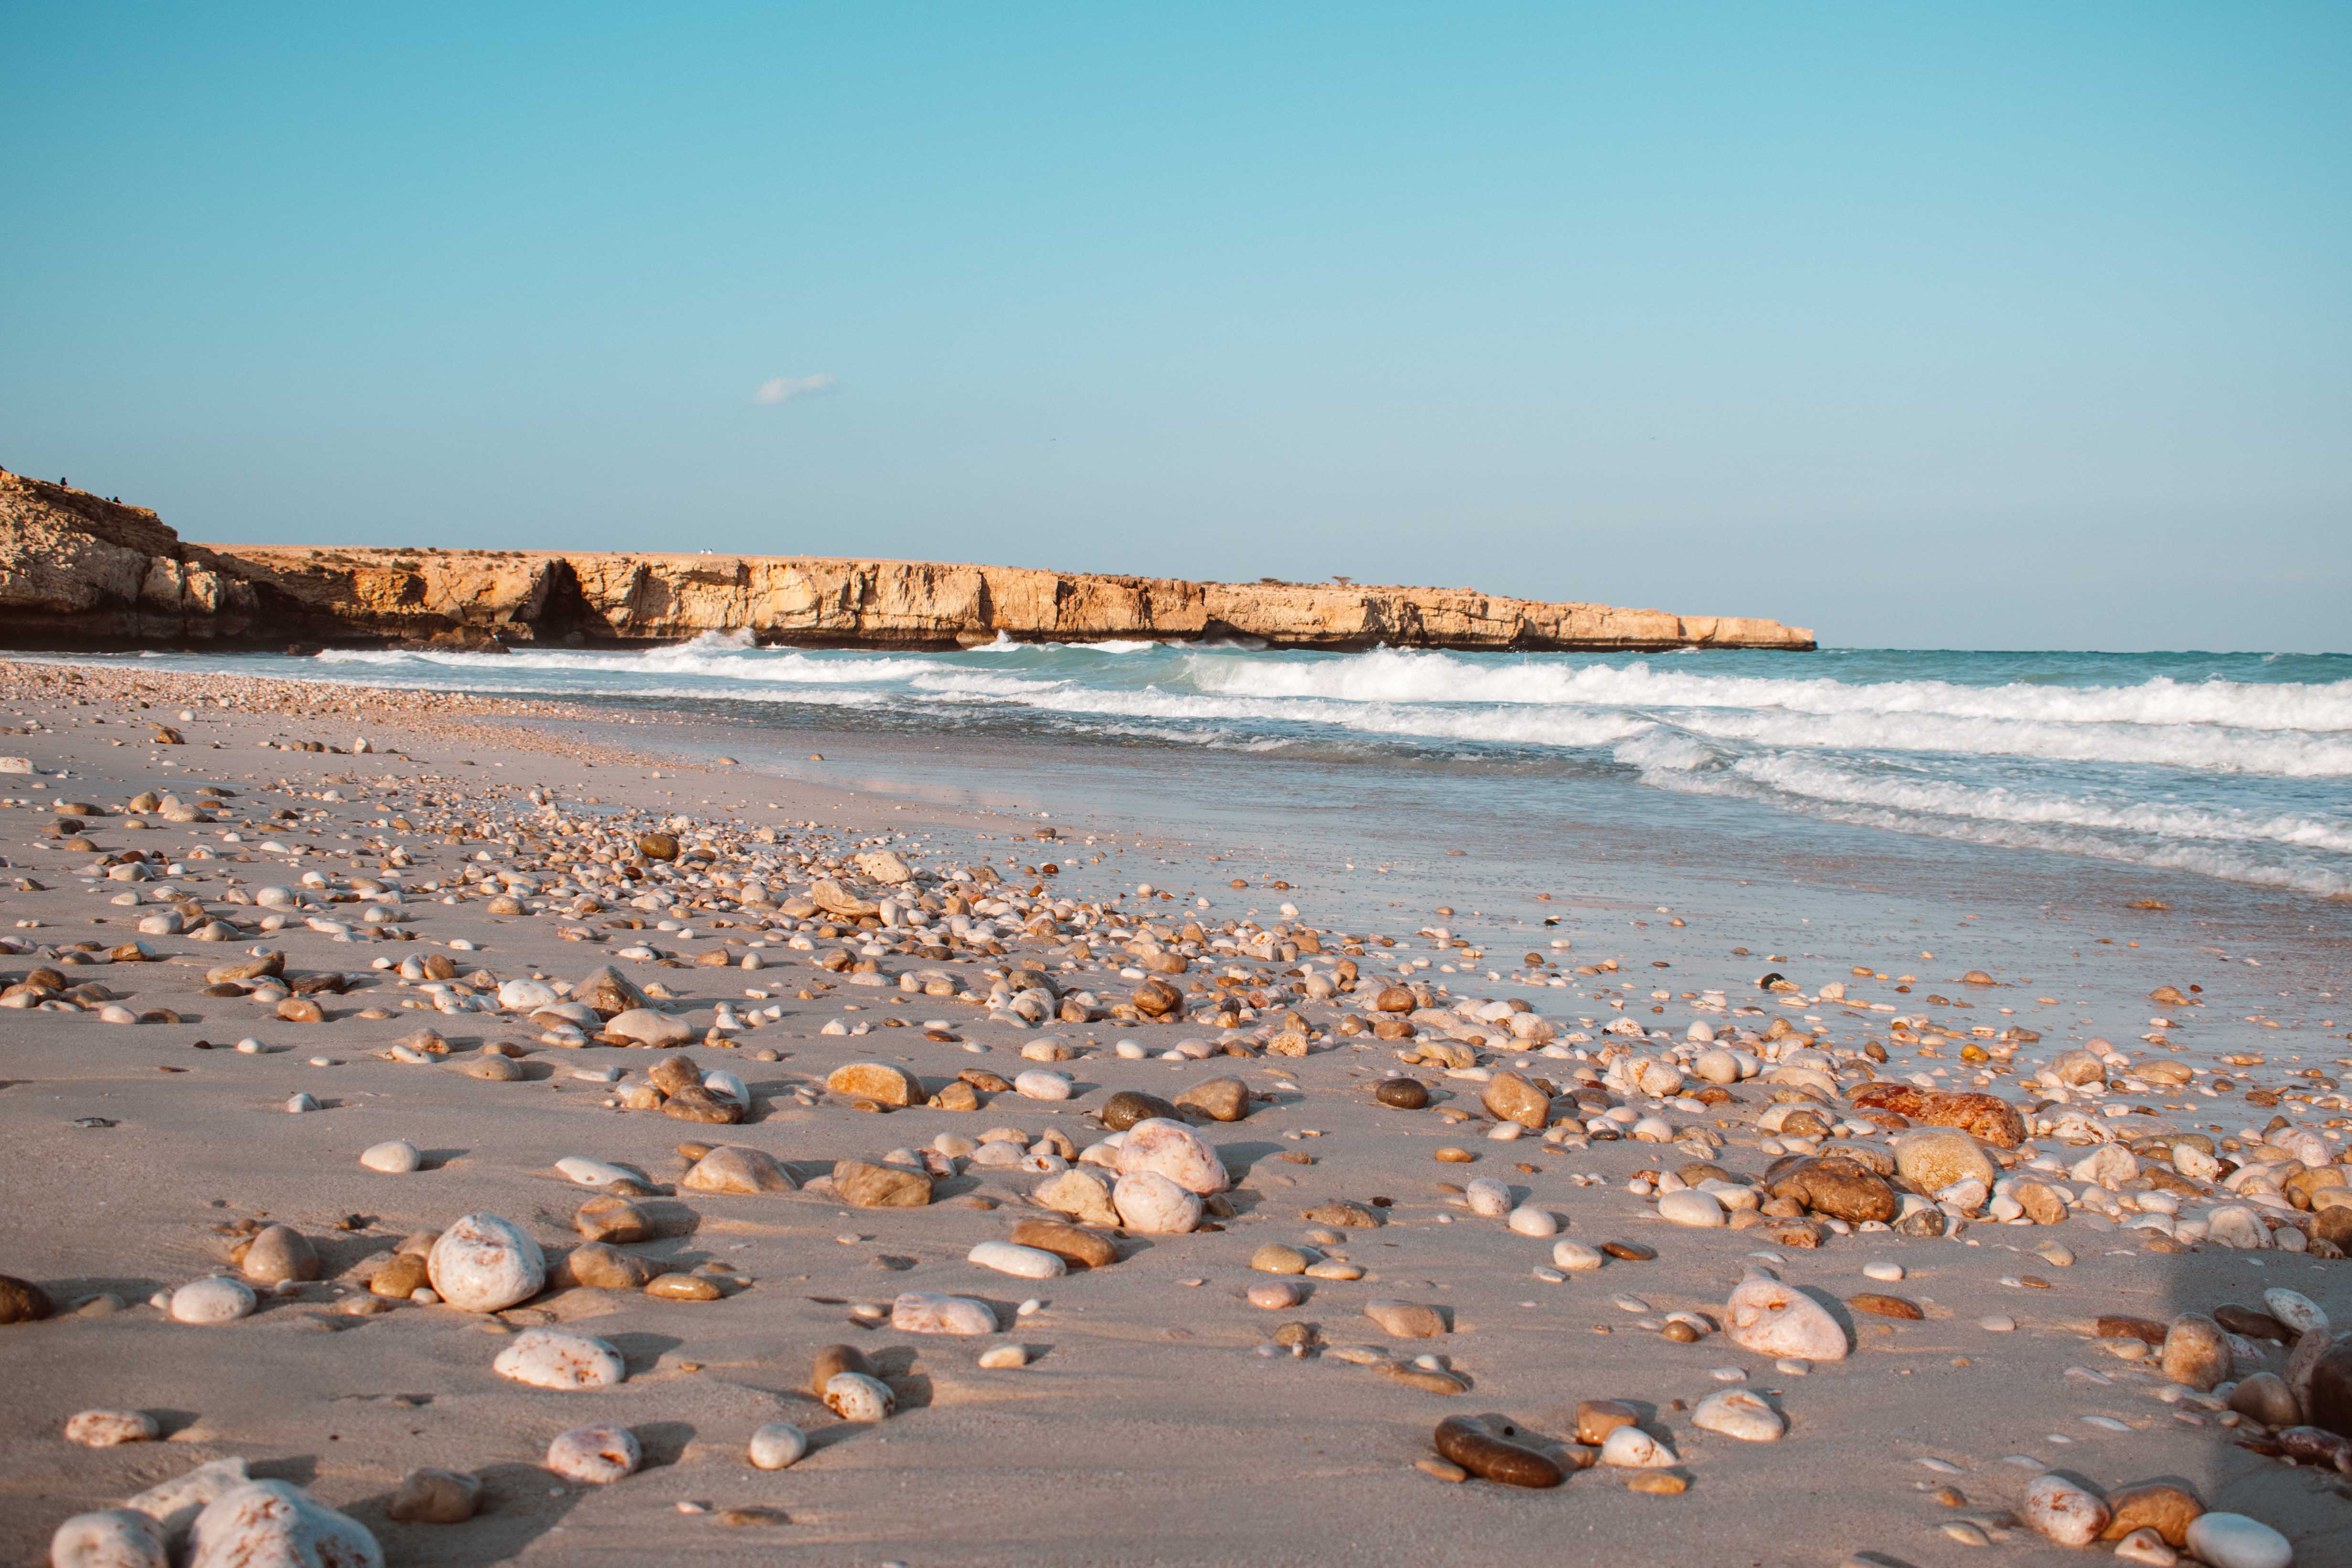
[754,372,837,405]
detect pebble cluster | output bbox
[4,658,2347,1566]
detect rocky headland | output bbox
[0,469,1815,652]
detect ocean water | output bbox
[109,636,2352,901]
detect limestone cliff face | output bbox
[0,470,1815,652]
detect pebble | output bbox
[1116,1118,1230,1194]
[978,1343,1029,1369]
[359,1140,420,1174]
[2022,1472,2112,1545]
[645,1273,722,1301]
[1980,1314,2016,1333]
[891,1292,997,1335]
[1552,1240,1605,1271]
[385,1469,480,1524]
[1863,1261,1905,1282]
[1691,1388,1783,1441]
[49,1509,167,1568]
[546,1425,640,1485]
[823,1371,897,1420]
[427,1213,545,1312]
[1113,1170,1203,1234]
[1506,1205,1558,1237]
[284,1093,317,1114]
[555,1157,636,1187]
[2113,1529,2179,1566]
[2183,1514,2291,1568]
[1365,1300,1447,1338]
[747,1423,808,1470]
[967,1241,1066,1280]
[65,1409,160,1447]
[2160,1313,2231,1391]
[1012,1069,1073,1100]
[1725,1273,1848,1361]
[492,1328,626,1389]
[1599,1425,1676,1467]
[2263,1287,2326,1337]
[1463,1177,1511,1217]
[186,1481,382,1568]
[1249,1280,1303,1310]
[239,1225,318,1285]
[1431,1415,1564,1488]
[1658,1189,1726,1227]
[170,1278,256,1324]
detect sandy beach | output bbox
[0,656,2345,1568]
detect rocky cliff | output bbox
[0,469,1815,652]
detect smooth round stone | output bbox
[186,1481,381,1568]
[359,1141,420,1174]
[967,1241,1066,1280]
[1116,1119,1230,1195]
[1692,1388,1784,1441]
[1725,1272,1849,1361]
[1863,1261,1905,1282]
[2264,1288,2327,1337]
[1552,1239,1605,1271]
[1249,1280,1304,1310]
[2184,1513,2292,1568]
[170,1278,257,1325]
[498,978,559,1012]
[1599,1426,1677,1467]
[978,1343,1029,1368]
[50,1509,167,1568]
[1113,1170,1203,1234]
[823,1371,897,1421]
[747,1423,808,1470]
[2023,1473,2113,1547]
[1658,1189,1726,1227]
[1013,1069,1073,1100]
[555,1157,634,1187]
[546,1425,640,1485]
[1375,1077,1430,1109]
[1252,1244,1310,1275]
[65,1409,160,1447]
[1507,1205,1559,1237]
[1980,1314,2017,1332]
[427,1213,545,1313]
[2161,1314,2230,1391]
[890,1292,997,1335]
[1463,1178,1512,1217]
[644,1272,722,1301]
[240,1225,318,1285]
[384,1469,480,1525]
[493,1327,626,1389]
[1306,1259,1364,1280]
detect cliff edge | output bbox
[1,469,1815,652]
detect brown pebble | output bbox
[1416,1457,1469,1483]
[1934,1486,1968,1507]
[1600,1241,1656,1261]
[1848,1293,1924,1321]
[1662,1320,1699,1343]
[1432,1416,1564,1488]
[717,1507,788,1527]
[2096,1314,2170,1347]
[1628,1471,1687,1494]
[1377,1078,1431,1109]
[1434,1147,1474,1163]
[810,1343,873,1397]
[1575,1400,1639,1444]
[645,1273,722,1301]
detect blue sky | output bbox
[6,4,2347,651]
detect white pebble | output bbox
[426,1213,545,1313]
[978,1344,1028,1368]
[49,1509,167,1568]
[359,1140,419,1174]
[1506,1206,1558,1237]
[185,1482,380,1568]
[554,1157,634,1187]
[1551,1239,1605,1271]
[1692,1388,1785,1442]
[493,1328,625,1389]
[1599,1426,1676,1467]
[890,1292,997,1335]
[1657,1189,1726,1227]
[823,1371,897,1421]
[1980,1314,2017,1333]
[546,1425,639,1484]
[966,1241,1066,1280]
[1863,1261,1905,1282]
[746,1423,807,1470]
[1012,1069,1073,1100]
[170,1278,256,1325]
[2184,1513,2292,1568]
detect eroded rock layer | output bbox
[2,470,1814,652]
